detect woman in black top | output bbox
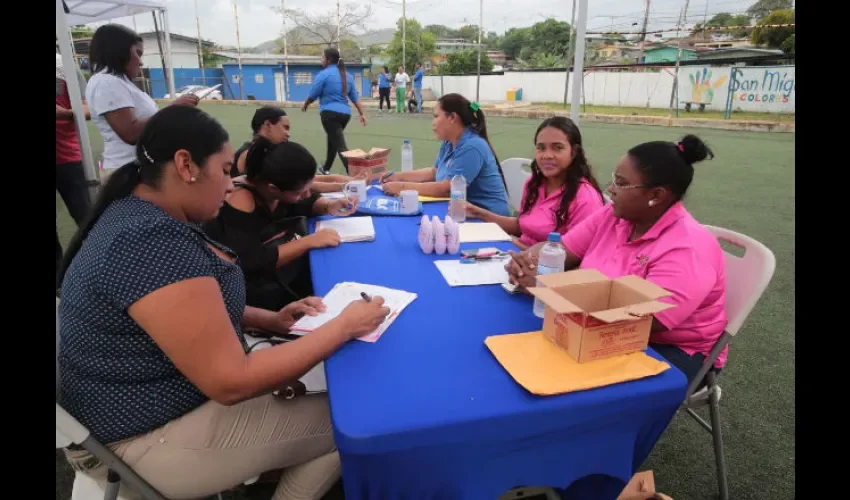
[205,137,358,310]
[231,106,290,178]
[232,105,371,193]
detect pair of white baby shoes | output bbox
[418,214,460,255]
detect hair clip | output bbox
[469,101,480,112]
[677,143,685,152]
[142,146,154,164]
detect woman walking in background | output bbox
[302,48,367,175]
[378,66,392,113]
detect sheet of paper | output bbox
[321,191,346,200]
[290,282,418,342]
[434,259,510,287]
[316,216,376,242]
[458,222,512,243]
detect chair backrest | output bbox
[56,297,61,397]
[500,157,532,212]
[705,225,776,335]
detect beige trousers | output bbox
[65,393,340,500]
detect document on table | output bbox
[290,282,418,343]
[458,222,512,243]
[316,216,376,242]
[320,192,346,200]
[434,259,510,287]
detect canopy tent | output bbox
[55,0,176,190]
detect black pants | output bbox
[56,161,92,280]
[650,342,722,388]
[378,87,391,110]
[319,111,351,174]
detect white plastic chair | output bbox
[500,157,532,213]
[56,298,257,499]
[679,225,777,500]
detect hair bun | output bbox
[677,134,714,165]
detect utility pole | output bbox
[701,0,710,41]
[569,0,588,124]
[234,1,245,100]
[563,0,577,109]
[402,0,407,71]
[282,0,290,101]
[639,0,651,63]
[668,0,690,118]
[336,0,341,48]
[476,0,482,102]
[194,0,206,86]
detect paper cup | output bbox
[400,189,419,214]
[343,180,368,202]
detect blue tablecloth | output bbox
[309,202,687,500]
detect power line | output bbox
[585,23,794,35]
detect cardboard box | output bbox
[342,148,391,179]
[528,269,675,363]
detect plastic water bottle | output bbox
[401,140,414,172]
[449,174,467,223]
[533,232,566,318]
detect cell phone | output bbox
[501,282,519,294]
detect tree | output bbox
[456,25,479,42]
[279,2,372,46]
[500,27,531,59]
[71,26,94,39]
[385,17,437,73]
[751,9,794,48]
[528,19,572,57]
[779,33,794,55]
[746,0,792,21]
[692,12,752,38]
[440,50,493,74]
[425,24,456,39]
[529,53,565,68]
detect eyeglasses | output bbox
[609,172,646,190]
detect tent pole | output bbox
[55,0,99,193]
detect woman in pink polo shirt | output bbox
[466,117,605,250]
[506,134,727,385]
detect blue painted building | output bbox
[147,61,371,102]
[148,68,225,98]
[221,62,371,101]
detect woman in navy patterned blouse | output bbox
[57,105,390,499]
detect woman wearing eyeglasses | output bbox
[506,135,728,387]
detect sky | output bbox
[95,0,754,48]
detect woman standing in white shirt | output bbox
[393,66,410,114]
[86,24,198,180]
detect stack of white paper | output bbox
[458,222,512,243]
[290,282,417,343]
[320,192,346,200]
[316,216,376,242]
[434,259,510,287]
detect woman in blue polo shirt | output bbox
[377,66,392,113]
[382,93,510,216]
[302,47,368,175]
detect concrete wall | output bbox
[422,65,796,114]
